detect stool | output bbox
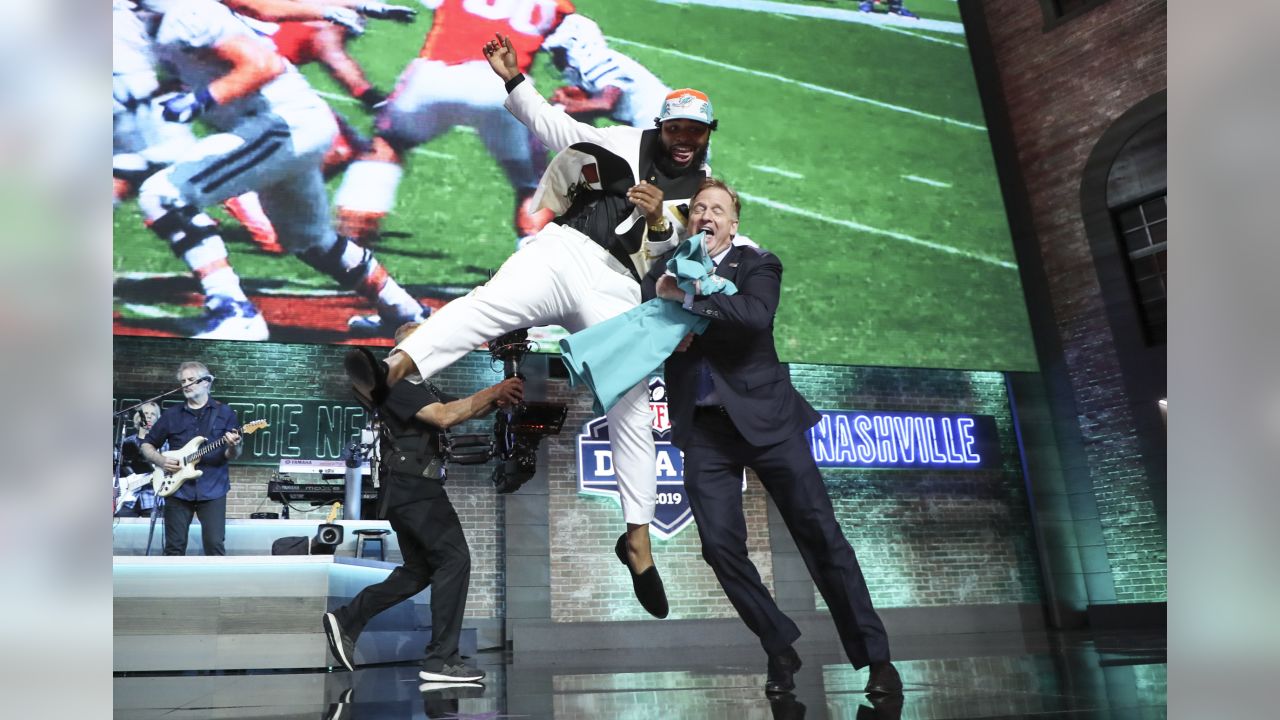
[354,529,390,561]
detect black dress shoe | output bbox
[344,347,389,407]
[856,693,904,720]
[768,691,807,719]
[864,661,903,696]
[765,646,803,695]
[614,533,669,619]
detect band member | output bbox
[116,402,162,517]
[141,362,242,556]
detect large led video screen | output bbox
[113,0,1037,371]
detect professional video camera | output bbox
[388,329,566,494]
[485,328,567,494]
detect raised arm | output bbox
[415,378,524,431]
[484,33,611,153]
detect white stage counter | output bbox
[112,554,476,672]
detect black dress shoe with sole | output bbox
[767,691,807,719]
[766,646,803,695]
[344,347,389,407]
[864,661,903,696]
[614,533,669,619]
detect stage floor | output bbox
[112,628,1166,719]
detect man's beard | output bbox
[655,143,709,177]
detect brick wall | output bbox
[979,0,1167,602]
[115,338,1043,622]
[541,363,1040,622]
[542,374,773,623]
[112,336,507,619]
[791,365,1041,608]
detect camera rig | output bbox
[442,328,567,494]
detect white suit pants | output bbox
[396,223,657,524]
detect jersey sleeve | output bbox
[572,48,632,94]
[505,76,612,152]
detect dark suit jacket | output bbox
[641,243,821,450]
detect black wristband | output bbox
[504,73,526,94]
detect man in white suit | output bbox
[346,32,723,620]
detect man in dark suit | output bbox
[642,178,903,697]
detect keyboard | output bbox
[267,480,376,505]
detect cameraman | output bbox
[324,322,523,683]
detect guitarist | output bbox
[141,362,243,556]
[115,402,162,518]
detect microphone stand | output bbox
[114,380,196,557]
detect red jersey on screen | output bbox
[419,0,574,69]
[271,21,325,66]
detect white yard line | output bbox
[654,0,966,34]
[122,303,183,318]
[606,36,985,131]
[412,147,456,160]
[902,174,952,188]
[736,190,1016,269]
[315,90,358,105]
[751,164,805,179]
[876,23,968,48]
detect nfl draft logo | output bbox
[576,378,717,539]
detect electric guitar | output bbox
[152,420,269,497]
[114,472,155,513]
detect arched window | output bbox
[1106,118,1167,345]
[1079,92,1167,523]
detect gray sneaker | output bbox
[323,612,357,671]
[418,662,486,683]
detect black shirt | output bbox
[119,434,157,476]
[557,189,638,257]
[378,380,453,506]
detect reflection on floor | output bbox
[113,629,1166,719]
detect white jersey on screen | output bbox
[130,0,427,341]
[113,1,194,161]
[147,1,328,136]
[543,14,669,128]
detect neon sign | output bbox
[807,411,1001,469]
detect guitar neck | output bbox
[184,425,244,464]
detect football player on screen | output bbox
[126,0,428,340]
[543,14,671,130]
[333,0,577,252]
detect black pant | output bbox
[683,407,890,668]
[163,494,227,556]
[336,475,471,670]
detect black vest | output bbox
[555,129,706,281]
